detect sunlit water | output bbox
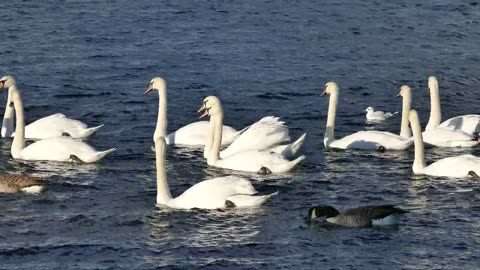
[1,0,480,269]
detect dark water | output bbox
[1,0,480,269]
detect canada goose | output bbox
[308,204,407,227]
[0,175,45,194]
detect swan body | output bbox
[154,136,277,209]
[425,76,480,136]
[322,82,412,151]
[15,137,116,163]
[410,109,480,178]
[165,121,239,146]
[0,175,45,194]
[213,149,305,173]
[1,80,115,163]
[0,76,103,139]
[145,77,239,146]
[10,113,104,140]
[365,106,398,121]
[308,204,406,227]
[199,96,305,174]
[327,130,412,150]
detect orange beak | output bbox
[0,81,4,90]
[144,84,153,95]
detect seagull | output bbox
[365,106,398,122]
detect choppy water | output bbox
[1,0,480,269]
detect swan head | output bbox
[321,82,339,96]
[396,85,411,98]
[0,75,16,90]
[427,76,438,94]
[145,77,166,95]
[308,205,340,219]
[198,96,222,119]
[365,106,374,112]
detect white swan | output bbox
[199,96,305,174]
[3,84,116,163]
[146,77,242,146]
[409,109,480,178]
[364,106,398,122]
[322,82,412,151]
[426,76,480,135]
[201,114,306,159]
[397,84,478,147]
[154,136,277,209]
[0,76,103,139]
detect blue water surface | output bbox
[1,0,480,269]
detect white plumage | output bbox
[364,106,397,122]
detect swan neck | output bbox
[2,86,15,137]
[207,112,223,165]
[411,114,426,173]
[324,91,338,147]
[400,93,412,138]
[426,84,441,130]
[155,139,172,205]
[10,88,25,158]
[153,87,167,141]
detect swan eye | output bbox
[0,80,6,83]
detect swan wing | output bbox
[423,128,477,147]
[439,115,480,135]
[220,116,290,158]
[23,113,94,139]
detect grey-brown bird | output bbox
[0,175,45,194]
[308,204,407,227]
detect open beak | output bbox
[9,101,13,107]
[320,87,327,96]
[199,110,209,119]
[144,84,154,95]
[197,103,209,119]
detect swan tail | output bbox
[270,155,305,173]
[77,124,104,139]
[468,171,480,180]
[279,133,306,158]
[226,191,279,207]
[74,148,116,163]
[94,148,117,162]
